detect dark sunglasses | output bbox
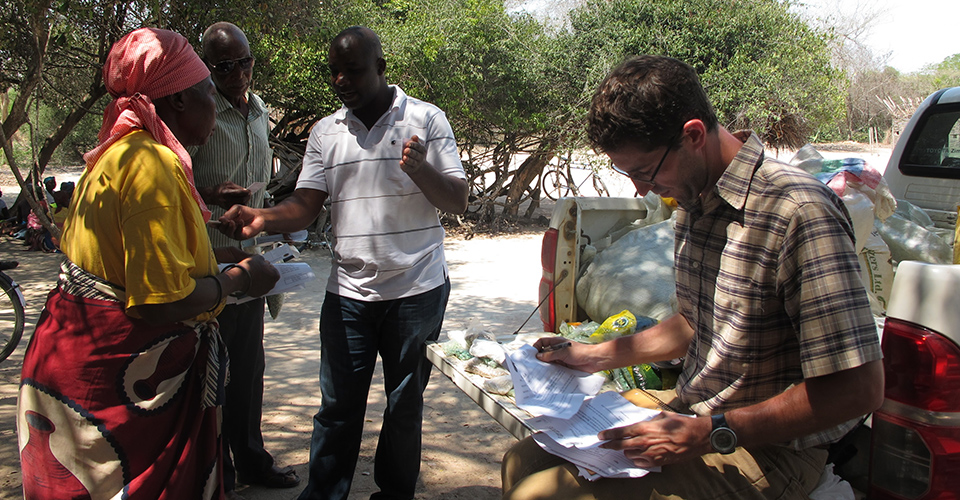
[208,56,254,74]
[611,135,678,184]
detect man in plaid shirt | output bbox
[503,55,883,500]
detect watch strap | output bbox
[711,413,728,431]
[709,413,737,454]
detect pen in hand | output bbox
[539,341,572,353]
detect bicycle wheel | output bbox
[0,272,26,363]
[541,168,568,201]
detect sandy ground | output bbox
[0,143,893,499]
[0,225,546,500]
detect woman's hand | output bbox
[236,255,280,297]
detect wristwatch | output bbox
[710,414,738,454]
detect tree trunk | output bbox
[502,147,553,217]
[1,0,52,151]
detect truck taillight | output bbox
[539,228,559,332]
[882,319,960,412]
[870,317,960,500]
[541,228,558,274]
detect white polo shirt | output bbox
[297,86,465,301]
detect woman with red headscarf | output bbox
[17,28,279,499]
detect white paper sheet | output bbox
[532,432,657,480]
[504,344,605,419]
[526,391,661,449]
[222,262,316,304]
[245,181,267,194]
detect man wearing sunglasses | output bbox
[503,55,883,499]
[190,22,300,500]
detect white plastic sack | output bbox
[875,200,953,265]
[789,146,897,252]
[581,192,673,272]
[858,229,894,315]
[842,190,877,253]
[809,464,855,500]
[576,217,678,322]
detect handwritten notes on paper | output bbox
[529,391,662,479]
[527,390,661,449]
[504,344,605,419]
[503,342,662,480]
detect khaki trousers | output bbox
[502,389,828,500]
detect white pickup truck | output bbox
[883,86,960,230]
[536,89,960,499]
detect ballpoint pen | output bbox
[539,341,572,353]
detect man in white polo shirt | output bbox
[218,25,468,500]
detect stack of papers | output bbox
[222,243,317,304]
[503,344,661,480]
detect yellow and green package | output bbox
[588,310,637,343]
[631,364,662,390]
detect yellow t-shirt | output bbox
[62,130,219,319]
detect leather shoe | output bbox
[239,464,301,489]
[225,491,246,500]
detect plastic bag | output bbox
[875,200,953,265]
[470,338,506,365]
[576,217,678,322]
[588,310,637,343]
[789,147,896,252]
[464,357,509,378]
[482,374,514,395]
[858,229,894,315]
[808,464,855,500]
[558,321,601,343]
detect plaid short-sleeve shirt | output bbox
[674,132,882,449]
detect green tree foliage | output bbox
[2,0,856,226]
[0,0,145,235]
[562,0,845,149]
[379,0,567,217]
[930,53,960,89]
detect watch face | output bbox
[710,428,737,454]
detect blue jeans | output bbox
[298,279,450,500]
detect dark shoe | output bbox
[239,464,301,489]
[226,491,246,500]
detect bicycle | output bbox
[540,155,610,200]
[0,260,26,363]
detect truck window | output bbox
[902,104,960,177]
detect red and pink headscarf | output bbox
[83,27,212,221]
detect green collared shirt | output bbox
[190,91,272,248]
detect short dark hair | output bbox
[587,55,718,153]
[332,26,384,60]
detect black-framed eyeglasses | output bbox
[612,137,676,184]
[208,56,254,74]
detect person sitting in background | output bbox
[17,27,279,499]
[48,181,75,248]
[0,188,9,220]
[42,176,56,207]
